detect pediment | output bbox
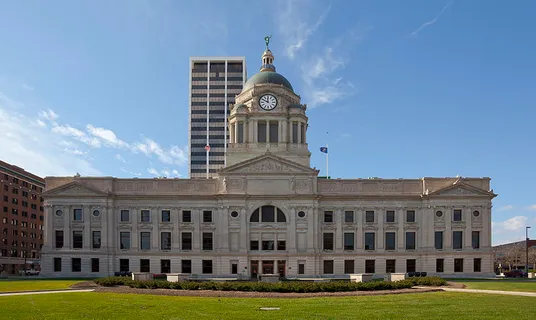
[426,182,495,197]
[43,181,108,197]
[219,153,318,175]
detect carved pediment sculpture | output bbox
[220,153,318,175]
[425,182,496,198]
[43,181,107,197]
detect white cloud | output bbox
[527,204,536,211]
[120,167,141,177]
[22,83,34,91]
[410,1,453,37]
[35,119,47,128]
[63,148,87,156]
[132,138,187,166]
[115,154,127,163]
[172,169,181,177]
[38,109,59,123]
[493,216,529,235]
[86,124,129,148]
[498,205,514,211]
[147,168,159,176]
[52,124,102,147]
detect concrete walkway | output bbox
[416,286,536,297]
[0,289,95,297]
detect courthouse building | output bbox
[40,44,496,278]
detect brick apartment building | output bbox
[0,160,45,274]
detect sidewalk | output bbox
[415,286,536,297]
[0,289,95,297]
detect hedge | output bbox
[93,276,446,293]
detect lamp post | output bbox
[526,226,531,273]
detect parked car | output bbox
[504,269,527,278]
[19,269,40,276]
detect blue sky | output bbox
[0,0,535,245]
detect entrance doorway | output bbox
[277,260,286,277]
[250,260,259,279]
[262,260,274,274]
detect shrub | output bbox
[408,276,446,286]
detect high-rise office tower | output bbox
[189,57,247,178]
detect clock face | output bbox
[259,94,278,111]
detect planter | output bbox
[260,274,280,283]
[166,273,190,282]
[348,274,373,283]
[132,272,152,281]
[528,272,535,279]
[384,273,407,282]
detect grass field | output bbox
[0,279,83,293]
[0,292,534,319]
[449,279,536,293]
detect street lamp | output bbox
[526,226,531,273]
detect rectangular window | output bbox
[141,210,151,222]
[344,233,355,250]
[203,210,212,223]
[202,232,213,250]
[92,231,101,249]
[405,232,416,250]
[435,231,443,250]
[140,259,150,273]
[72,231,83,249]
[55,230,63,248]
[323,233,334,250]
[161,259,171,273]
[91,258,99,273]
[161,210,171,222]
[454,258,464,272]
[453,209,462,221]
[120,232,131,250]
[277,240,286,251]
[292,122,298,143]
[385,232,396,250]
[182,210,191,222]
[120,259,129,272]
[323,260,334,274]
[250,240,259,250]
[53,258,61,272]
[202,260,213,274]
[406,210,416,222]
[298,263,305,274]
[453,231,463,249]
[161,232,171,250]
[344,260,355,274]
[365,210,374,223]
[73,209,83,221]
[324,211,333,223]
[365,232,375,250]
[436,259,444,273]
[231,263,238,274]
[182,260,192,273]
[386,259,396,273]
[269,121,278,143]
[71,258,81,272]
[344,211,354,223]
[406,259,416,273]
[365,260,375,273]
[386,210,395,223]
[258,121,267,143]
[237,122,244,143]
[140,232,151,250]
[472,231,480,249]
[181,232,192,250]
[262,240,275,250]
[120,210,129,222]
[474,258,482,272]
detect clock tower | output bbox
[225,39,311,168]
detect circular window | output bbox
[435,210,443,217]
[473,210,480,217]
[297,211,306,218]
[92,210,100,217]
[230,211,239,218]
[55,210,63,217]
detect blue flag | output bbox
[320,147,328,154]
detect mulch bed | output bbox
[92,285,442,298]
[70,281,99,289]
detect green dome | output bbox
[242,71,294,92]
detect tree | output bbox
[529,246,536,271]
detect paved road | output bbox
[416,286,536,297]
[0,289,95,297]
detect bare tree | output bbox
[529,247,536,271]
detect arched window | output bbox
[250,205,286,223]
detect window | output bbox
[72,258,81,272]
[161,232,171,250]
[161,259,171,273]
[365,232,375,250]
[120,210,129,222]
[472,231,480,249]
[202,233,213,250]
[298,263,305,274]
[182,260,192,273]
[140,259,150,273]
[344,211,354,223]
[386,259,396,273]
[262,240,274,250]
[292,122,298,143]
[120,259,129,272]
[324,211,333,223]
[120,232,131,250]
[453,231,463,249]
[161,210,171,222]
[365,210,374,223]
[474,258,482,272]
[386,210,395,223]
[91,258,99,273]
[453,209,462,221]
[250,240,259,250]
[202,260,213,274]
[277,240,286,251]
[436,259,445,273]
[73,208,83,221]
[182,210,191,222]
[54,258,61,272]
[454,258,464,272]
[344,233,355,250]
[323,260,334,274]
[406,210,416,222]
[92,231,101,249]
[365,260,375,273]
[181,232,192,250]
[72,231,83,248]
[237,122,244,143]
[231,263,238,274]
[140,232,151,250]
[258,121,267,143]
[55,230,63,248]
[141,210,151,222]
[250,206,286,223]
[323,233,334,250]
[203,210,212,223]
[407,259,416,273]
[344,260,355,274]
[385,232,396,250]
[435,231,443,250]
[405,232,416,250]
[269,121,278,142]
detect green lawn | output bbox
[0,280,84,293]
[0,292,534,319]
[449,279,536,293]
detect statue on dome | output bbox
[264,35,272,49]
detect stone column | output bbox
[288,207,296,253]
[356,209,363,249]
[335,208,343,251]
[397,208,404,249]
[83,205,91,249]
[229,123,234,143]
[152,207,159,250]
[220,207,229,252]
[131,207,138,250]
[445,207,452,248]
[465,207,473,249]
[483,205,491,248]
[172,207,180,250]
[43,204,53,250]
[64,205,71,248]
[377,208,384,250]
[249,120,256,143]
[297,122,302,145]
[308,206,316,252]
[193,209,201,251]
[265,120,269,142]
[234,123,239,144]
